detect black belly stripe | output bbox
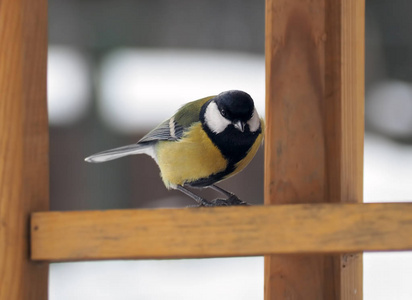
[186,165,235,187]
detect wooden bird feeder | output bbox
[1,0,412,299]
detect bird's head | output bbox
[203,90,260,134]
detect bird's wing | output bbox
[137,95,214,144]
[85,96,215,163]
[137,118,185,143]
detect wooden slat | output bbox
[31,203,412,261]
[264,0,364,299]
[0,0,49,299]
[338,1,365,298]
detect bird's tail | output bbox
[85,143,154,163]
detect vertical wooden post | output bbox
[264,0,364,299]
[0,0,49,299]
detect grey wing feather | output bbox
[137,117,184,143]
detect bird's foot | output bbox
[198,195,251,207]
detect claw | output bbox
[201,195,251,207]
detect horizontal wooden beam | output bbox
[31,203,412,261]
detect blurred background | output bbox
[48,0,412,299]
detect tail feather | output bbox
[85,144,154,163]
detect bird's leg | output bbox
[209,184,235,198]
[176,185,214,207]
[209,185,251,206]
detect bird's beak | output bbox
[234,120,246,132]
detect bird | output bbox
[85,90,264,207]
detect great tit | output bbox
[85,90,264,206]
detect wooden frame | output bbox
[1,0,411,299]
[264,0,364,298]
[32,203,412,262]
[0,0,49,298]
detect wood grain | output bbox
[31,203,412,261]
[0,0,49,299]
[337,1,365,298]
[264,0,364,299]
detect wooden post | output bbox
[0,0,49,299]
[264,0,364,299]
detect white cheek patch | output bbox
[248,109,261,132]
[204,101,231,134]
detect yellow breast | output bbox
[156,123,227,188]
